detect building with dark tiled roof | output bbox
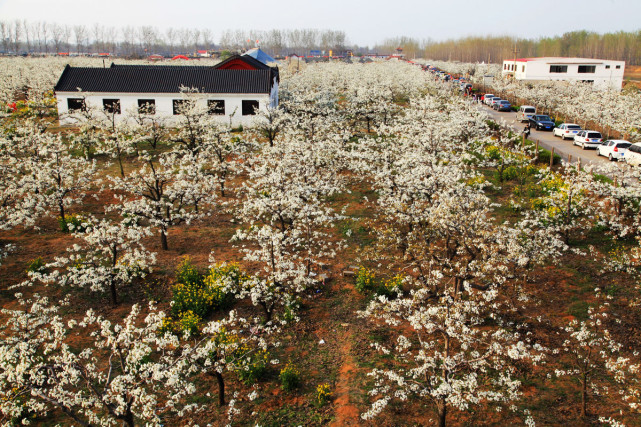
[54,55,279,124]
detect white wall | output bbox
[56,92,273,125]
[502,59,625,90]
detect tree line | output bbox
[0,20,348,57]
[421,31,641,65]
[2,19,639,64]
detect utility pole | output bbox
[512,43,520,78]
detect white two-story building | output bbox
[502,57,625,90]
[54,54,279,125]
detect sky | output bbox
[1,0,640,46]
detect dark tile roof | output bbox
[54,64,277,94]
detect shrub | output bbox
[171,281,216,319]
[377,274,403,297]
[237,349,269,385]
[175,257,203,286]
[176,310,201,335]
[283,297,301,323]
[59,214,90,233]
[503,164,539,181]
[485,120,500,131]
[536,149,562,165]
[279,362,301,391]
[316,383,331,406]
[26,257,45,273]
[204,262,246,308]
[355,267,377,293]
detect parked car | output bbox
[625,143,641,166]
[573,130,603,149]
[516,105,536,122]
[489,97,503,108]
[494,100,511,111]
[553,123,583,140]
[528,115,555,131]
[482,94,495,105]
[597,139,631,161]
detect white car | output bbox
[597,140,631,161]
[489,97,502,108]
[553,123,582,140]
[483,94,495,105]
[626,143,641,166]
[573,130,603,149]
[516,105,536,122]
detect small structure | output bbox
[502,57,625,90]
[243,48,277,65]
[54,55,279,125]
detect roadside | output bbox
[480,102,611,167]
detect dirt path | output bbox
[330,330,360,426]
[329,273,361,426]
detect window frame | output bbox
[549,65,568,73]
[241,100,259,116]
[172,99,194,115]
[102,98,121,114]
[208,99,225,115]
[578,65,596,74]
[67,98,86,112]
[137,99,156,115]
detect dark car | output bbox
[494,100,512,111]
[529,115,555,131]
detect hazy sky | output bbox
[1,0,640,46]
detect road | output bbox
[480,102,611,167]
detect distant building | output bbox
[54,55,279,125]
[502,57,625,90]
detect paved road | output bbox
[480,102,611,167]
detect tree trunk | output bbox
[122,410,135,427]
[581,370,587,417]
[59,202,67,232]
[160,229,168,251]
[110,280,118,306]
[117,154,125,178]
[215,371,225,406]
[438,401,447,427]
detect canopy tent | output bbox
[243,48,276,65]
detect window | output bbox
[138,99,155,114]
[102,99,121,114]
[172,99,194,115]
[242,100,259,116]
[616,65,621,69]
[67,98,86,111]
[578,65,596,73]
[208,99,225,115]
[605,65,611,69]
[521,65,525,72]
[549,65,567,73]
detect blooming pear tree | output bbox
[111,152,217,250]
[0,297,201,426]
[27,215,156,305]
[360,274,544,426]
[557,301,623,418]
[2,125,96,232]
[232,139,345,321]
